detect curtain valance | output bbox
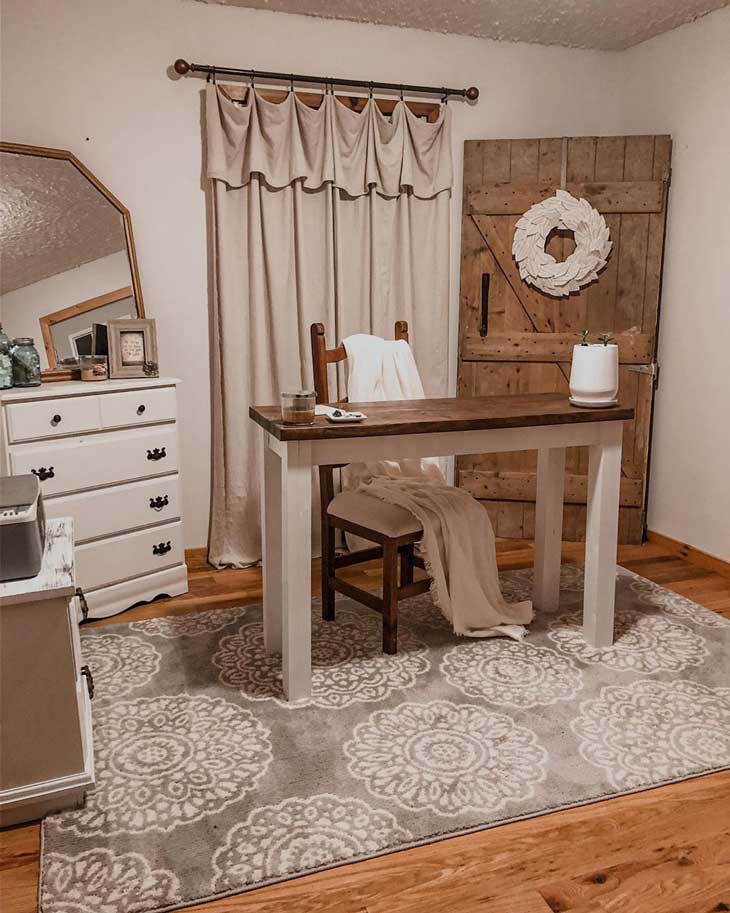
[205,84,452,199]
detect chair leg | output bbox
[322,520,336,621]
[382,540,398,654]
[400,544,415,586]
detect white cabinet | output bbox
[0,378,188,619]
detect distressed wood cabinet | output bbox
[0,518,94,826]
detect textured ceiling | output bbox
[0,153,126,295]
[197,0,730,49]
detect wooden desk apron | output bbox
[250,393,634,703]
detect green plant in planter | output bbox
[597,333,614,346]
[580,329,590,346]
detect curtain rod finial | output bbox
[174,58,191,75]
[465,86,479,101]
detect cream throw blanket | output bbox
[342,334,533,639]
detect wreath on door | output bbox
[512,189,612,297]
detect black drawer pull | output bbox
[31,466,55,481]
[75,587,89,621]
[480,272,490,337]
[137,404,146,415]
[146,447,166,461]
[51,413,62,426]
[153,541,172,556]
[81,665,95,700]
[149,495,169,511]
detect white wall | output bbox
[10,1,728,561]
[0,251,132,368]
[621,6,730,560]
[1,0,627,548]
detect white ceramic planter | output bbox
[569,343,619,406]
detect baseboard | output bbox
[646,530,730,580]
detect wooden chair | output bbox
[310,321,431,654]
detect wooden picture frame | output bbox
[108,318,159,379]
[39,286,133,372]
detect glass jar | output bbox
[79,354,109,381]
[281,390,316,424]
[0,324,12,389]
[11,338,42,387]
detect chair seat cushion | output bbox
[327,490,422,538]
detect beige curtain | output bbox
[205,85,452,567]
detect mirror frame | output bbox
[0,141,145,382]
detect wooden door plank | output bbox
[471,214,554,333]
[643,136,672,335]
[467,180,664,215]
[459,468,643,507]
[461,332,653,363]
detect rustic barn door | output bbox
[457,135,671,544]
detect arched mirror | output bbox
[0,142,145,380]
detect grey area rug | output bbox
[40,566,730,912]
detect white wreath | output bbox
[512,189,612,297]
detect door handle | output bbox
[75,587,89,621]
[149,495,169,511]
[146,447,167,461]
[153,541,172,556]
[479,273,490,337]
[80,665,95,700]
[31,466,55,481]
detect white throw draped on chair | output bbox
[342,333,533,639]
[205,85,452,567]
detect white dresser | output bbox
[0,377,188,619]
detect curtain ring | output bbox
[206,69,211,84]
[250,69,255,90]
[399,84,404,102]
[289,73,294,93]
[368,81,374,100]
[212,66,217,85]
[442,87,448,105]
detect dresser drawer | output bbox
[5,396,101,443]
[100,386,177,430]
[45,475,181,543]
[9,427,178,496]
[76,521,184,591]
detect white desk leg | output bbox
[533,447,566,612]
[261,431,283,654]
[280,440,312,703]
[584,422,623,646]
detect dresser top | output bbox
[0,376,180,404]
[0,518,75,606]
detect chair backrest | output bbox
[310,321,409,405]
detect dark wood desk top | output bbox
[250,393,634,442]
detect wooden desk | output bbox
[250,393,634,703]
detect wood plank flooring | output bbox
[2,539,729,913]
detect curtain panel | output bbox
[206,85,452,567]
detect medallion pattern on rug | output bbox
[47,694,272,836]
[345,700,547,816]
[213,604,430,708]
[573,680,730,789]
[131,606,245,638]
[440,640,583,707]
[548,607,707,673]
[40,568,730,913]
[79,631,161,702]
[211,794,411,892]
[41,850,181,913]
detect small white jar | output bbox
[569,343,619,406]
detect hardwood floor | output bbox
[2,539,729,913]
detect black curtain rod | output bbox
[173,59,479,101]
